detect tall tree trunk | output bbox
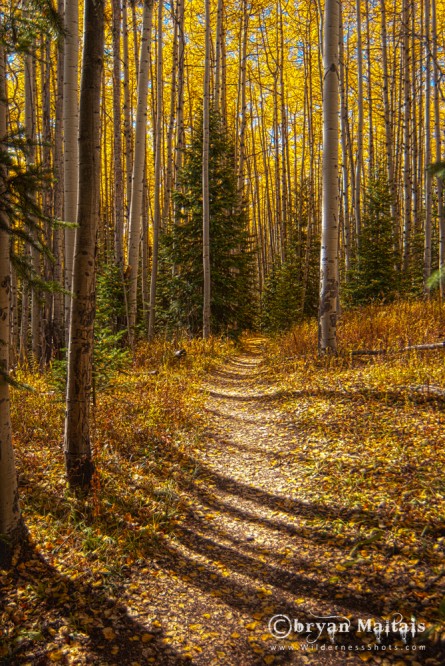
[126,0,154,347]
[52,0,65,356]
[214,0,223,113]
[202,0,211,338]
[424,0,432,293]
[339,4,350,272]
[354,0,363,246]
[237,0,249,195]
[63,0,79,340]
[402,0,412,273]
[148,0,163,339]
[380,0,398,251]
[64,0,104,491]
[162,0,178,227]
[319,0,339,354]
[41,36,53,364]
[432,0,445,298]
[122,0,133,222]
[24,45,41,364]
[112,0,124,267]
[0,40,23,566]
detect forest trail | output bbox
[121,337,418,666]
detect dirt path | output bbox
[118,337,431,666]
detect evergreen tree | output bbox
[158,109,256,336]
[261,181,319,332]
[345,170,398,305]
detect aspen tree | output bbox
[63,0,79,338]
[380,0,397,243]
[126,0,154,347]
[148,0,163,339]
[319,0,339,354]
[122,0,133,220]
[431,0,444,298]
[0,40,24,566]
[354,0,363,245]
[52,0,64,353]
[112,0,124,266]
[175,0,185,178]
[237,0,249,195]
[214,0,224,113]
[24,41,41,362]
[424,0,432,292]
[163,0,178,226]
[202,0,211,338]
[64,0,104,491]
[365,0,374,173]
[402,0,412,272]
[339,3,351,272]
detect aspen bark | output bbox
[380,0,397,247]
[432,0,445,298]
[339,4,350,272]
[0,41,23,565]
[202,0,211,339]
[122,0,133,221]
[112,0,124,266]
[24,45,41,363]
[63,0,79,338]
[64,0,104,491]
[319,0,339,354]
[214,0,223,112]
[126,0,154,347]
[424,0,432,292]
[402,0,412,272]
[52,0,65,356]
[354,0,363,246]
[148,0,163,339]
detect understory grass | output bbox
[265,299,445,633]
[9,335,235,580]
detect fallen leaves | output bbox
[3,317,445,663]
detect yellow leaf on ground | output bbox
[102,627,116,641]
[246,621,259,630]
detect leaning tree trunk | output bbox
[64,0,104,491]
[0,41,23,566]
[202,0,211,339]
[319,0,339,354]
[126,0,154,347]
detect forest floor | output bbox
[2,316,445,665]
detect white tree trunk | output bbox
[319,0,339,354]
[202,0,211,339]
[0,41,23,564]
[112,0,124,267]
[424,0,432,293]
[126,0,154,347]
[63,0,79,339]
[432,0,445,299]
[354,0,363,245]
[148,0,163,339]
